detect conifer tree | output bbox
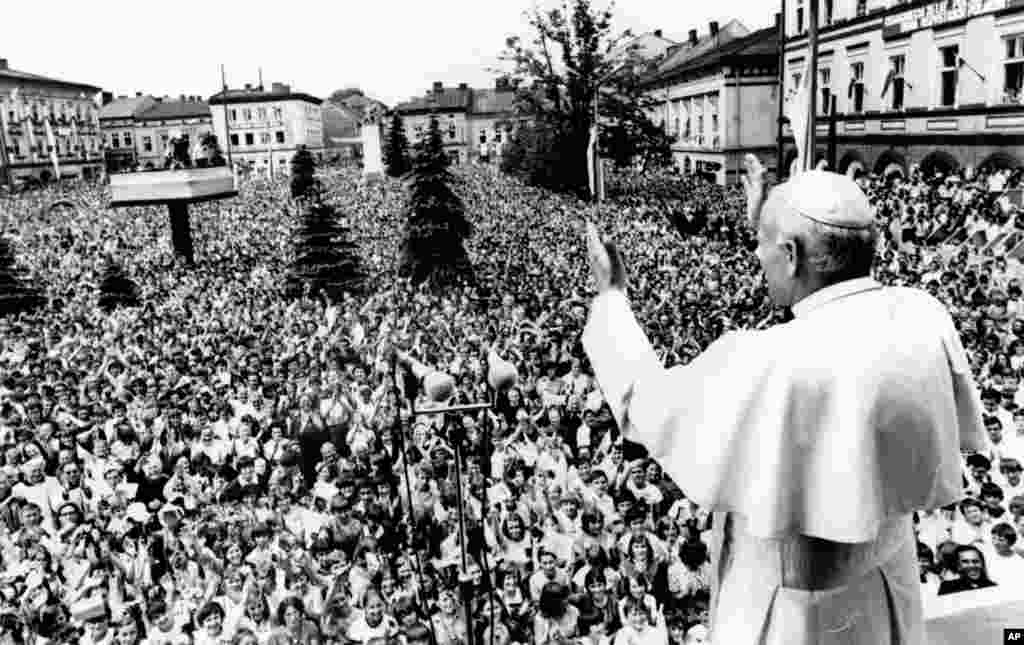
[98,257,141,311]
[0,237,43,316]
[288,198,367,300]
[399,115,473,286]
[384,112,412,178]
[290,145,318,198]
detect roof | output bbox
[395,87,472,114]
[471,89,516,115]
[618,32,680,62]
[137,100,211,121]
[0,66,101,92]
[99,96,157,121]
[669,26,778,78]
[208,88,322,106]
[645,19,750,85]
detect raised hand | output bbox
[740,154,767,229]
[585,222,627,293]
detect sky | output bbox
[4,0,777,107]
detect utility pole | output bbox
[827,94,838,171]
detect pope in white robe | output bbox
[582,164,986,645]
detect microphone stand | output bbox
[392,356,439,645]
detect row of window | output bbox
[792,41,995,114]
[229,131,287,147]
[5,140,99,157]
[795,0,870,33]
[228,106,284,123]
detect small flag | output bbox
[25,114,37,157]
[881,68,894,98]
[70,118,80,152]
[44,118,59,177]
[0,106,8,141]
[587,123,597,198]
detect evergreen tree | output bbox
[0,236,43,316]
[384,112,412,178]
[97,258,140,312]
[288,198,367,300]
[290,145,318,199]
[399,115,473,286]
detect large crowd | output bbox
[0,159,1021,645]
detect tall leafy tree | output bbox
[384,112,412,178]
[498,0,673,196]
[399,115,473,286]
[288,198,366,300]
[0,236,43,316]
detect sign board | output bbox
[884,0,1007,37]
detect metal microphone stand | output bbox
[391,357,439,645]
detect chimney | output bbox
[458,82,468,90]
[135,92,142,98]
[689,29,698,45]
[244,83,252,90]
[0,59,8,71]
[709,21,719,37]
[654,29,663,38]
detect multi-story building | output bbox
[208,82,324,175]
[643,20,781,184]
[100,94,212,172]
[782,0,1024,177]
[0,57,103,183]
[394,80,517,165]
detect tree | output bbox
[288,198,367,300]
[290,145,318,199]
[399,115,473,286]
[0,236,43,316]
[384,112,412,178]
[498,0,673,196]
[98,257,140,311]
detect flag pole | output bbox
[776,1,787,181]
[221,65,234,170]
[802,0,819,172]
[0,98,13,190]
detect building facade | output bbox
[644,21,781,185]
[100,94,212,172]
[394,80,517,165]
[208,82,324,176]
[783,0,1024,177]
[0,58,103,183]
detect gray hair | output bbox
[774,208,878,282]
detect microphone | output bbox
[486,348,519,392]
[397,351,456,403]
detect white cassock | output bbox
[583,277,986,645]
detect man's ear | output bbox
[782,238,800,278]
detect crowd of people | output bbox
[0,158,1020,645]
